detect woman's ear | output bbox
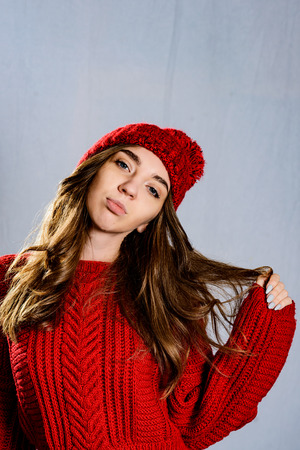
[136,223,148,233]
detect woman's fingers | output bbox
[256,273,292,310]
[265,273,281,292]
[271,295,293,311]
[267,287,290,309]
[256,273,280,290]
[267,281,285,302]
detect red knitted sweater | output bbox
[0,254,296,449]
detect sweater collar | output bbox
[75,259,111,274]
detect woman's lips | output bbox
[106,198,127,216]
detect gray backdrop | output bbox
[1,1,299,449]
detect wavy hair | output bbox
[0,145,271,397]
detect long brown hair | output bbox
[0,145,271,397]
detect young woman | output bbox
[0,123,296,449]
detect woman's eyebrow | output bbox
[119,149,169,192]
[152,175,169,192]
[119,149,141,165]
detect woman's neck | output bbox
[80,227,124,262]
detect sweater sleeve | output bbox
[167,284,296,449]
[0,254,35,449]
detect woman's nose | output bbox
[118,179,138,198]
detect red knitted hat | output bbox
[77,123,205,210]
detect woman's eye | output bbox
[116,160,129,171]
[148,186,160,198]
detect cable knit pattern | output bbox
[0,254,296,449]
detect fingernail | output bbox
[268,301,275,309]
[266,285,273,294]
[267,294,274,303]
[274,304,282,311]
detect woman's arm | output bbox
[0,255,35,449]
[168,282,296,450]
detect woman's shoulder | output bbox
[0,253,35,283]
[0,254,18,267]
[0,253,28,278]
[0,255,18,296]
[0,253,31,283]
[0,253,19,270]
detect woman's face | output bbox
[86,145,171,240]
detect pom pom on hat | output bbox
[77,123,205,210]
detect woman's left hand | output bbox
[256,273,293,310]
